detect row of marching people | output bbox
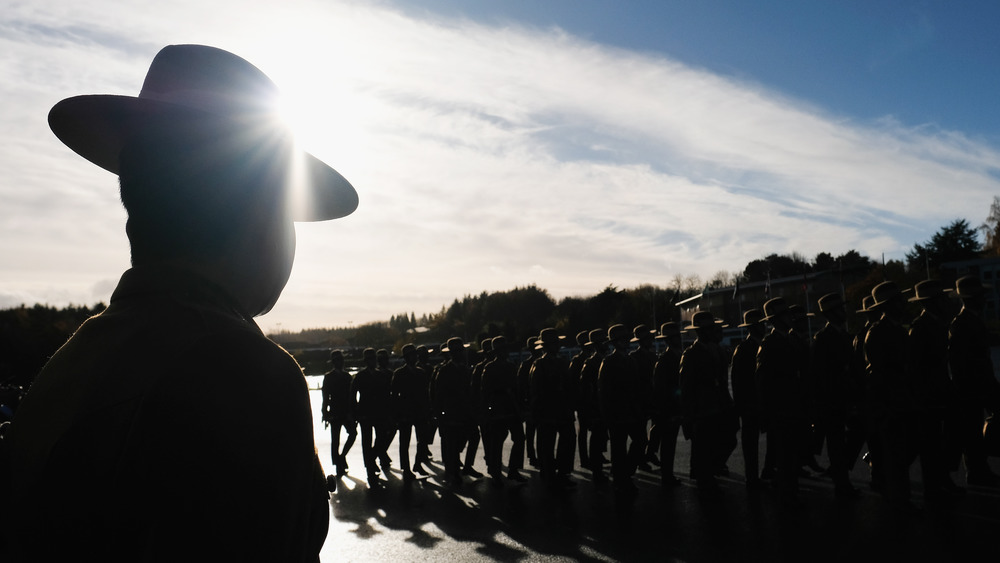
[321,274,1000,502]
[733,275,1000,509]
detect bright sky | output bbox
[3,0,1000,332]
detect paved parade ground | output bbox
[308,387,1000,563]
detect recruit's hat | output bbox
[952,274,992,298]
[870,281,902,309]
[442,337,469,353]
[588,328,609,346]
[908,279,949,302]
[762,297,791,321]
[655,322,682,338]
[737,309,765,328]
[630,324,657,343]
[685,311,727,331]
[535,328,566,349]
[817,293,845,313]
[607,324,631,342]
[856,295,875,314]
[401,344,417,356]
[48,44,358,222]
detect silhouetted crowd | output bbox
[321,275,1000,509]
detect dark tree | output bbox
[905,219,981,277]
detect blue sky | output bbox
[2,0,1000,331]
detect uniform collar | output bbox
[110,264,257,326]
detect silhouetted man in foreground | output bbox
[6,45,358,562]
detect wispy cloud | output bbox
[2,0,998,330]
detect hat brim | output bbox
[49,95,358,222]
[685,320,728,330]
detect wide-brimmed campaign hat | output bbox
[762,297,791,321]
[441,337,470,353]
[869,281,902,309]
[737,309,764,328]
[685,311,727,331]
[908,279,950,302]
[951,275,992,299]
[630,324,657,343]
[587,328,609,346]
[534,328,566,349]
[47,44,358,222]
[655,321,682,339]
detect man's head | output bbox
[402,344,418,365]
[362,348,377,368]
[445,337,467,364]
[952,275,990,312]
[817,293,846,325]
[48,45,359,317]
[763,297,794,331]
[870,281,906,321]
[655,322,683,349]
[329,349,345,370]
[607,324,631,352]
[908,279,950,318]
[631,325,656,348]
[737,310,766,341]
[685,311,725,343]
[535,328,565,355]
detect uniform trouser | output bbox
[658,416,681,480]
[536,420,576,479]
[820,410,851,487]
[525,420,537,461]
[738,412,761,482]
[375,422,396,465]
[397,420,428,474]
[486,417,525,475]
[588,420,609,475]
[329,419,358,468]
[768,416,803,499]
[646,415,662,459]
[577,414,590,466]
[916,410,950,492]
[359,422,379,480]
[608,421,644,484]
[439,421,464,479]
[873,411,913,503]
[690,413,734,483]
[462,423,481,469]
[953,401,990,476]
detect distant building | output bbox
[675,270,848,345]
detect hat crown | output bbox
[139,45,279,116]
[763,297,788,318]
[871,281,900,305]
[607,324,629,342]
[740,309,764,326]
[690,311,717,328]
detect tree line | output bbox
[3,202,998,383]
